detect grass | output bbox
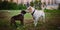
[9,10,32,19]
[0,10,60,30]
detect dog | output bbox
[10,10,26,27]
[26,6,45,26]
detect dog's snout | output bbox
[25,10,29,13]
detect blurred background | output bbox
[0,0,60,30]
[0,0,41,10]
[0,0,60,10]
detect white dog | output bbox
[26,6,45,26]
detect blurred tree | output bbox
[0,0,27,10]
[17,0,18,4]
[0,1,19,10]
[10,0,13,2]
[34,0,41,9]
[18,4,27,10]
[30,1,34,7]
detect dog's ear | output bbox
[29,7,32,10]
[29,6,32,12]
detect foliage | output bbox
[30,0,41,10]
[0,1,18,10]
[30,1,34,7]
[18,4,27,10]
[0,1,27,10]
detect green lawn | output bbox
[0,10,60,30]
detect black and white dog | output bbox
[26,6,45,26]
[10,10,26,27]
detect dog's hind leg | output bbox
[11,18,17,27]
[42,13,45,23]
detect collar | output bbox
[31,10,35,16]
[21,13,24,16]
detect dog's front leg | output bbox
[34,17,39,26]
[21,19,24,25]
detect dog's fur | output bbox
[10,10,26,27]
[26,6,45,26]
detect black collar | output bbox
[31,10,35,16]
[21,13,24,16]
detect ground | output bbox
[0,10,60,30]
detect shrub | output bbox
[30,0,41,10]
[0,1,27,10]
[18,4,27,10]
[30,1,34,7]
[0,1,18,10]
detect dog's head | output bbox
[26,6,35,13]
[21,10,26,14]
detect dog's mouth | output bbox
[25,10,29,13]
